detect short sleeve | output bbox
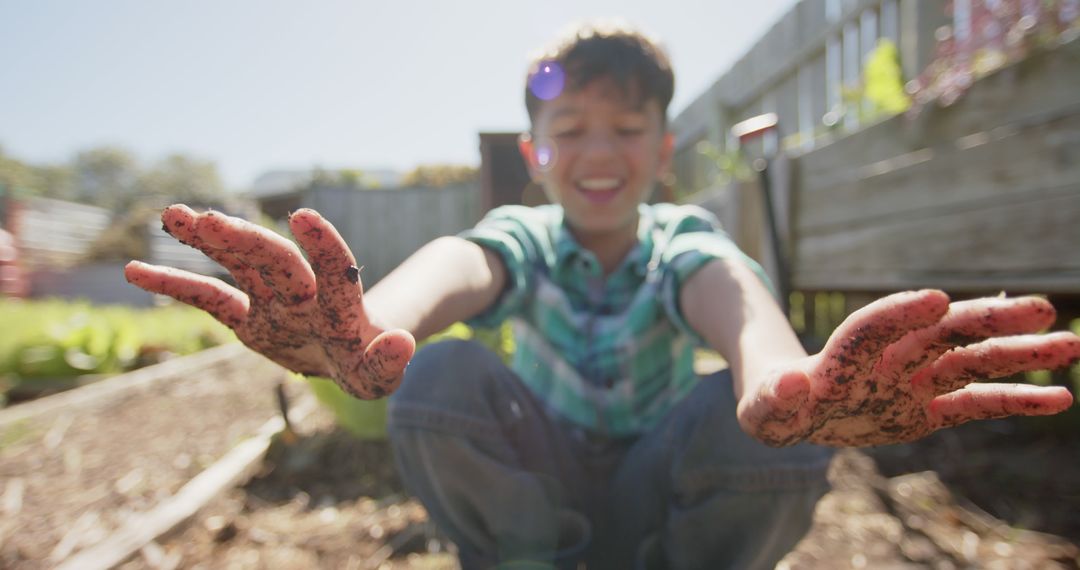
[655,206,774,346]
[457,206,543,327]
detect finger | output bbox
[161,205,273,300]
[912,332,1080,395]
[877,296,1057,376]
[929,383,1074,429]
[193,209,317,305]
[288,209,365,314]
[124,261,248,328]
[362,330,416,385]
[821,290,949,382]
[338,330,416,400]
[736,369,812,447]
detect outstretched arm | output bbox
[126,205,505,399]
[681,258,1080,447]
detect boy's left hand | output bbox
[737,290,1080,447]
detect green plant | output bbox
[305,321,514,439]
[829,39,912,131]
[863,39,912,117]
[0,299,234,390]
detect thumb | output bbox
[363,329,416,381]
[771,368,812,413]
[737,368,812,445]
[338,329,416,400]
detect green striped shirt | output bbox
[460,203,770,436]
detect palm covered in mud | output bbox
[125,205,415,399]
[738,290,1079,447]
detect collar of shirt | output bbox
[550,205,656,282]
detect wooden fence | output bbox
[5,196,112,271]
[675,0,1080,341]
[791,38,1080,295]
[672,0,949,193]
[301,184,481,286]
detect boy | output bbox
[126,22,1079,570]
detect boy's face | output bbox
[520,78,673,242]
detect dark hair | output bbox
[524,22,675,126]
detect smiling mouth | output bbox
[576,177,623,203]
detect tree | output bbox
[0,146,75,201]
[134,153,225,208]
[73,146,138,208]
[401,164,478,188]
[1,146,226,212]
[32,164,75,201]
[0,146,38,195]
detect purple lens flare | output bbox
[528,60,565,101]
[533,137,557,172]
[537,146,552,167]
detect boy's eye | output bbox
[554,128,584,139]
[617,127,645,136]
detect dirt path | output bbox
[3,347,1079,569]
[0,345,297,569]
[147,412,1080,569]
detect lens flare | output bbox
[534,138,557,172]
[528,60,565,101]
[537,147,551,167]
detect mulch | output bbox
[3,359,1079,569]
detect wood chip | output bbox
[2,477,25,516]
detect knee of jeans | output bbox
[663,485,826,570]
[666,370,832,500]
[390,339,503,408]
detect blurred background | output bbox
[2,1,1080,568]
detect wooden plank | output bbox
[911,38,1080,145]
[719,0,885,109]
[0,343,249,430]
[798,38,1080,188]
[795,272,1080,294]
[792,189,1080,292]
[12,197,113,269]
[803,38,1080,178]
[734,180,767,264]
[55,395,318,570]
[306,185,479,286]
[797,112,1080,232]
[796,188,1080,273]
[796,114,917,191]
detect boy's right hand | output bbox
[124,205,415,399]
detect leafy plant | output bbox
[400,164,479,188]
[908,0,1080,111]
[863,39,912,117]
[692,141,755,198]
[304,321,514,439]
[0,299,235,398]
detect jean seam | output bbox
[388,401,507,442]
[679,457,832,495]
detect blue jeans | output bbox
[387,340,832,570]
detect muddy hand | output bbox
[124,205,415,399]
[738,290,1080,447]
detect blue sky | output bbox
[0,0,799,189]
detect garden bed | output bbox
[0,344,298,569]
[142,415,1080,570]
[3,345,1078,569]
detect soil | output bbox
[0,351,295,569]
[2,363,1079,569]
